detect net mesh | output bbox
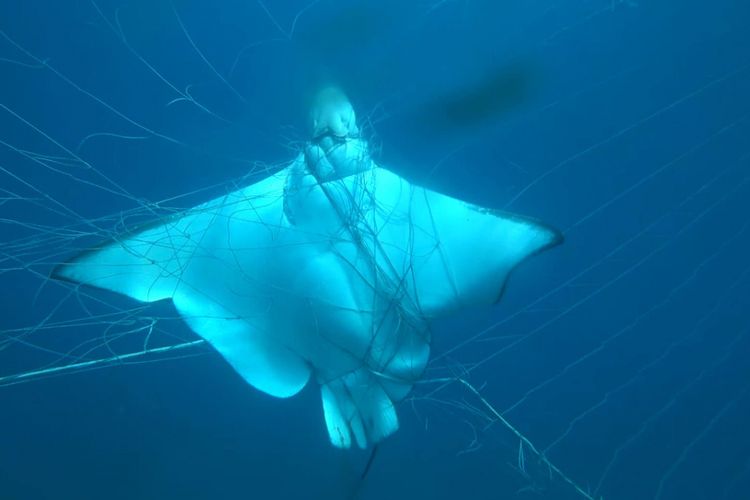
[1,1,749,499]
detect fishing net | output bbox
[1,1,749,499]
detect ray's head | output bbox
[308,86,359,140]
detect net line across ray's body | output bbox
[1,1,750,499]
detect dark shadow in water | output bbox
[413,63,537,136]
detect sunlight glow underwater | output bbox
[1,1,750,500]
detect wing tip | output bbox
[49,209,182,286]
[478,208,564,304]
[49,242,101,285]
[49,255,81,284]
[49,262,71,283]
[48,246,120,296]
[478,206,563,246]
[535,218,565,252]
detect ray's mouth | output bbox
[311,130,361,144]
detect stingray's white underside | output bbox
[54,152,560,448]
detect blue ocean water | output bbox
[1,1,749,499]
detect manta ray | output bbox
[53,88,562,449]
